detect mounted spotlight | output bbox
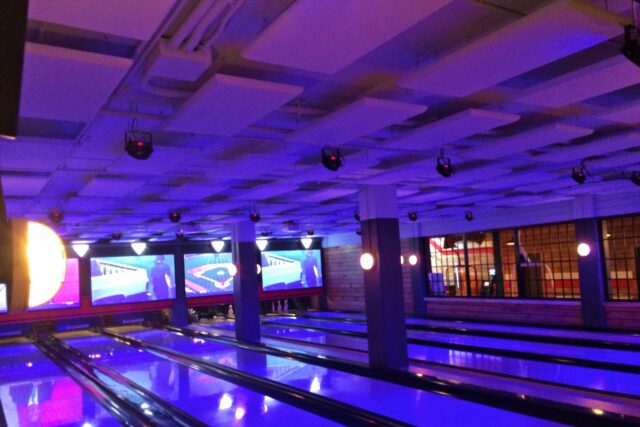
[571,164,587,185]
[408,212,418,222]
[622,24,640,67]
[260,230,271,237]
[436,150,454,178]
[125,130,153,160]
[168,210,181,223]
[211,239,225,253]
[175,230,186,241]
[111,231,123,241]
[301,237,313,249]
[321,146,343,171]
[630,171,640,186]
[256,238,269,251]
[354,211,361,222]
[249,209,260,223]
[464,211,474,222]
[48,209,64,224]
[71,242,90,258]
[306,229,315,236]
[131,241,147,256]
[356,228,362,236]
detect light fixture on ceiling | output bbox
[168,209,181,223]
[301,237,313,249]
[630,171,640,186]
[249,208,261,223]
[71,243,90,258]
[622,24,640,67]
[321,146,343,171]
[356,227,362,236]
[211,239,225,253]
[48,209,64,225]
[175,230,186,240]
[125,129,153,160]
[111,231,123,241]
[408,212,418,222]
[131,241,147,256]
[408,254,418,266]
[571,163,587,185]
[306,228,315,236]
[464,210,474,222]
[354,210,360,222]
[256,238,269,251]
[436,149,454,178]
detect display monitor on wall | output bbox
[0,284,7,313]
[184,253,234,297]
[30,258,81,311]
[261,249,323,292]
[90,255,176,305]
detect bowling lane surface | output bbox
[265,317,640,366]
[304,312,640,345]
[195,322,640,397]
[64,334,337,426]
[0,342,122,427]
[123,328,562,426]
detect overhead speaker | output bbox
[436,156,453,178]
[168,210,181,223]
[321,146,344,171]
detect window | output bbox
[602,216,640,301]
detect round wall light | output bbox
[26,221,67,308]
[228,264,238,277]
[577,242,591,257]
[360,253,375,270]
[408,254,418,266]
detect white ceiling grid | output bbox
[1,0,640,240]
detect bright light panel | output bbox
[131,242,147,255]
[577,242,591,257]
[360,252,375,270]
[256,239,269,251]
[72,243,90,258]
[27,221,66,308]
[300,237,313,249]
[211,239,225,253]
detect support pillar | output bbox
[171,243,188,327]
[359,185,408,369]
[232,220,261,343]
[408,234,428,316]
[575,218,606,328]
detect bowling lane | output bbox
[123,328,562,426]
[0,342,122,427]
[303,312,640,346]
[63,334,338,426]
[200,322,640,398]
[265,317,640,367]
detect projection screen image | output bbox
[261,249,323,291]
[184,253,234,297]
[90,255,175,305]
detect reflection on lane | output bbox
[0,343,121,427]
[127,329,560,427]
[64,335,336,427]
[251,323,640,397]
[266,317,640,366]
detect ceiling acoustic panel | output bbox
[161,184,223,202]
[360,160,439,185]
[458,124,593,160]
[518,56,640,108]
[0,176,49,197]
[297,188,358,203]
[586,150,640,170]
[28,0,176,40]
[386,109,520,151]
[236,184,299,201]
[20,43,132,123]
[108,146,200,175]
[241,0,454,74]
[600,101,640,124]
[288,98,427,145]
[0,138,73,172]
[79,177,146,198]
[531,133,640,163]
[399,0,624,96]
[165,74,303,136]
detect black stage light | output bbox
[111,232,123,241]
[48,209,63,224]
[260,230,271,237]
[464,210,474,222]
[354,211,360,222]
[125,130,153,160]
[408,211,418,222]
[321,146,343,171]
[168,209,181,223]
[249,210,261,223]
[631,172,640,186]
[356,227,362,236]
[571,165,587,185]
[307,229,315,236]
[622,25,640,67]
[436,156,454,178]
[175,230,186,240]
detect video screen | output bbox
[261,249,323,292]
[0,284,7,313]
[184,253,234,297]
[30,258,81,311]
[90,255,176,305]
